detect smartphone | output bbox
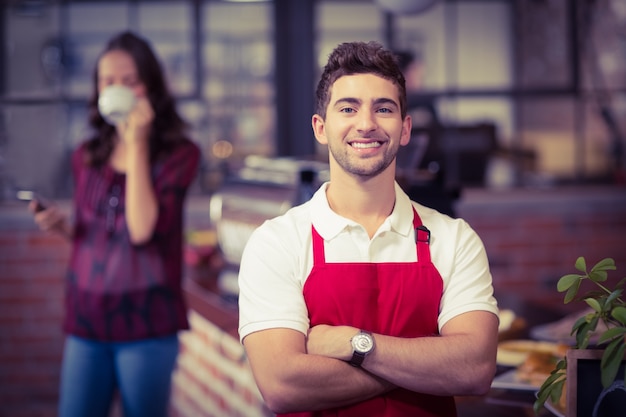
[16,190,48,212]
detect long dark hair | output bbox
[84,31,188,167]
[314,41,407,120]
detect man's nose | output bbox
[356,110,377,132]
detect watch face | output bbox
[353,333,374,353]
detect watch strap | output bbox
[349,350,366,367]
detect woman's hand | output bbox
[119,96,154,145]
[117,95,158,244]
[29,200,72,239]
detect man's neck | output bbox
[326,172,396,238]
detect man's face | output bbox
[312,73,411,178]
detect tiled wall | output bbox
[1,187,626,416]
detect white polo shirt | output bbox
[238,182,498,342]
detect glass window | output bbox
[138,1,195,97]
[315,1,384,70]
[201,1,275,165]
[3,2,62,98]
[2,0,624,201]
[394,2,514,136]
[65,2,132,98]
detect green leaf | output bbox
[585,298,602,313]
[576,330,590,349]
[575,316,599,349]
[606,289,623,305]
[554,358,567,371]
[534,358,568,413]
[571,315,590,334]
[533,400,545,414]
[534,372,565,414]
[575,256,587,272]
[564,280,582,303]
[542,373,563,390]
[558,274,582,292]
[597,327,626,344]
[591,257,616,272]
[548,378,566,408]
[601,340,625,388]
[612,306,626,325]
[589,270,608,283]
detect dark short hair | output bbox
[314,41,407,119]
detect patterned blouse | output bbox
[64,139,200,341]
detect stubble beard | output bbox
[328,141,397,178]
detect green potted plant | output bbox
[534,257,626,415]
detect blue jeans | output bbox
[58,335,179,417]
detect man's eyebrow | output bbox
[332,97,361,107]
[373,97,399,108]
[332,97,399,108]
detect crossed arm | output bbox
[242,310,499,414]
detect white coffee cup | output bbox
[98,85,136,125]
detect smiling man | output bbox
[237,41,499,417]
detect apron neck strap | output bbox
[311,207,432,265]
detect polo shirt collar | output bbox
[310,181,415,240]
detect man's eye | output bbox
[340,108,355,114]
[377,108,392,114]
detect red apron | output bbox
[285,208,456,417]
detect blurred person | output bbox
[395,49,458,218]
[29,31,200,417]
[238,41,499,416]
[395,49,426,91]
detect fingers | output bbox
[119,97,154,143]
[127,97,154,129]
[27,199,39,214]
[32,205,66,232]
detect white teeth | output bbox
[351,142,381,149]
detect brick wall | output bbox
[1,187,625,416]
[457,187,626,314]
[0,211,68,417]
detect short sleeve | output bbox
[237,218,312,343]
[436,219,498,331]
[152,139,201,234]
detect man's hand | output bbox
[243,328,393,414]
[306,324,357,361]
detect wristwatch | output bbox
[349,330,375,367]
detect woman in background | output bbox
[29,31,200,417]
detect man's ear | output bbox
[400,114,412,146]
[312,114,328,145]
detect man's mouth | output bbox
[350,141,382,149]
